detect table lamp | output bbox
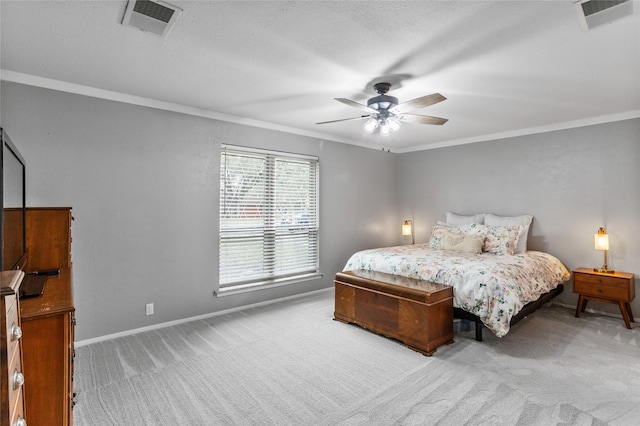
[402,220,414,244]
[594,227,614,273]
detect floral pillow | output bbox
[484,214,533,254]
[428,223,486,249]
[482,224,524,256]
[439,231,484,254]
[428,223,522,255]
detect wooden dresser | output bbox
[1,270,27,426]
[21,207,75,425]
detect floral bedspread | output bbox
[343,244,570,337]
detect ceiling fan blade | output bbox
[335,98,379,114]
[397,113,448,125]
[390,93,446,113]
[316,115,370,125]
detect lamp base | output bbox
[594,267,615,274]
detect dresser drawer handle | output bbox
[11,323,22,341]
[13,369,25,390]
[15,416,27,426]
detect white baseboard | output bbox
[75,287,333,347]
[76,292,629,347]
[552,300,629,321]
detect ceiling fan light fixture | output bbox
[387,116,401,132]
[320,82,447,136]
[363,117,379,133]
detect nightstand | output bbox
[573,267,635,328]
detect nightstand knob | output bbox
[11,323,22,341]
[16,416,27,426]
[13,369,25,390]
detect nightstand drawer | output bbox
[573,272,629,286]
[573,272,632,301]
[574,279,629,300]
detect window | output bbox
[218,145,319,294]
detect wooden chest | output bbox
[334,270,454,356]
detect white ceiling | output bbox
[1,0,639,152]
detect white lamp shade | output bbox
[594,233,609,250]
[387,117,401,132]
[402,221,412,236]
[363,118,378,133]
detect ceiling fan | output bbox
[317,82,448,136]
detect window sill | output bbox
[215,272,323,297]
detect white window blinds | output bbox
[219,145,319,291]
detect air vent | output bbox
[574,0,635,31]
[122,0,182,37]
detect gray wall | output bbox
[1,81,399,341]
[3,80,638,339]
[397,118,640,315]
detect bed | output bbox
[342,215,571,340]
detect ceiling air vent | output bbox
[122,0,182,37]
[574,0,635,31]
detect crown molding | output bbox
[3,69,637,154]
[395,110,640,153]
[0,69,370,149]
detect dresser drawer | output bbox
[10,385,25,426]
[4,293,17,337]
[573,273,631,301]
[5,295,22,366]
[7,345,25,423]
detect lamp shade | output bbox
[402,220,412,236]
[594,227,609,251]
[593,227,613,273]
[362,115,401,135]
[363,117,378,133]
[387,116,401,132]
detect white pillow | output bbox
[484,214,533,254]
[437,220,455,226]
[445,211,486,225]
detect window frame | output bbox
[217,144,320,296]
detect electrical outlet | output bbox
[145,303,154,316]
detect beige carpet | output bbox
[73,289,640,425]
